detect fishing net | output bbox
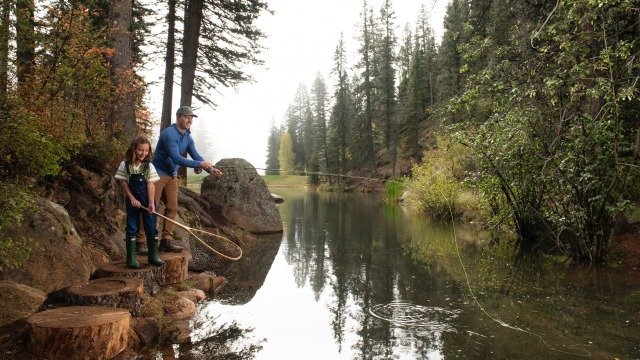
[190,228,242,261]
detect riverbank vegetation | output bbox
[265,0,639,263]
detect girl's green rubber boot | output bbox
[147,237,165,267]
[126,237,140,269]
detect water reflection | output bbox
[192,189,639,359]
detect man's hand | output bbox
[199,161,222,176]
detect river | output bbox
[164,188,640,359]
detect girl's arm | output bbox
[120,180,141,208]
[147,181,156,213]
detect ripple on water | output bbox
[369,301,461,331]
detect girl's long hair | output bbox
[125,136,153,164]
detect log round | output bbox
[27,306,130,360]
[66,277,144,316]
[95,252,188,294]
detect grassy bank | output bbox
[184,173,307,193]
[262,175,307,188]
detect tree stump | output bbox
[159,252,189,285]
[95,252,188,294]
[66,277,144,316]
[27,306,130,360]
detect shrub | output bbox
[0,183,39,270]
[405,136,475,221]
[384,178,405,203]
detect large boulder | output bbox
[201,158,283,234]
[0,281,46,327]
[1,198,94,293]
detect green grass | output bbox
[184,173,307,193]
[185,172,208,193]
[262,175,307,188]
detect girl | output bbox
[115,136,165,268]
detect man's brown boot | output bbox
[136,240,148,255]
[159,238,183,252]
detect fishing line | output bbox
[444,193,592,357]
[210,165,404,184]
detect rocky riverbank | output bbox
[0,158,283,359]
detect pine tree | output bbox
[265,121,280,175]
[328,34,352,180]
[310,73,329,177]
[0,0,9,106]
[109,0,136,139]
[375,0,398,173]
[285,84,311,170]
[436,0,469,104]
[351,0,376,173]
[15,0,35,93]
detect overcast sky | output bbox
[146,0,450,171]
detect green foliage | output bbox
[405,136,478,220]
[0,183,38,270]
[278,132,295,174]
[0,107,68,180]
[383,178,405,203]
[75,136,126,168]
[452,0,640,261]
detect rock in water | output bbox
[201,158,283,234]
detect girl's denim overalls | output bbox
[125,162,157,239]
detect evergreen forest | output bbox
[265,0,640,263]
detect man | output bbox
[141,105,222,252]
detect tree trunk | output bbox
[178,0,204,184]
[0,0,10,106]
[180,0,204,107]
[109,0,136,140]
[160,0,177,132]
[15,0,35,94]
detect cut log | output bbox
[27,306,130,360]
[95,261,163,295]
[95,252,189,294]
[66,277,144,316]
[159,252,189,285]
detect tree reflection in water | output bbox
[182,315,265,359]
[281,190,461,359]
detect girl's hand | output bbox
[148,204,156,214]
[131,199,141,208]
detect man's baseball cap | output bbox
[176,105,198,117]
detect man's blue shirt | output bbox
[152,124,204,176]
